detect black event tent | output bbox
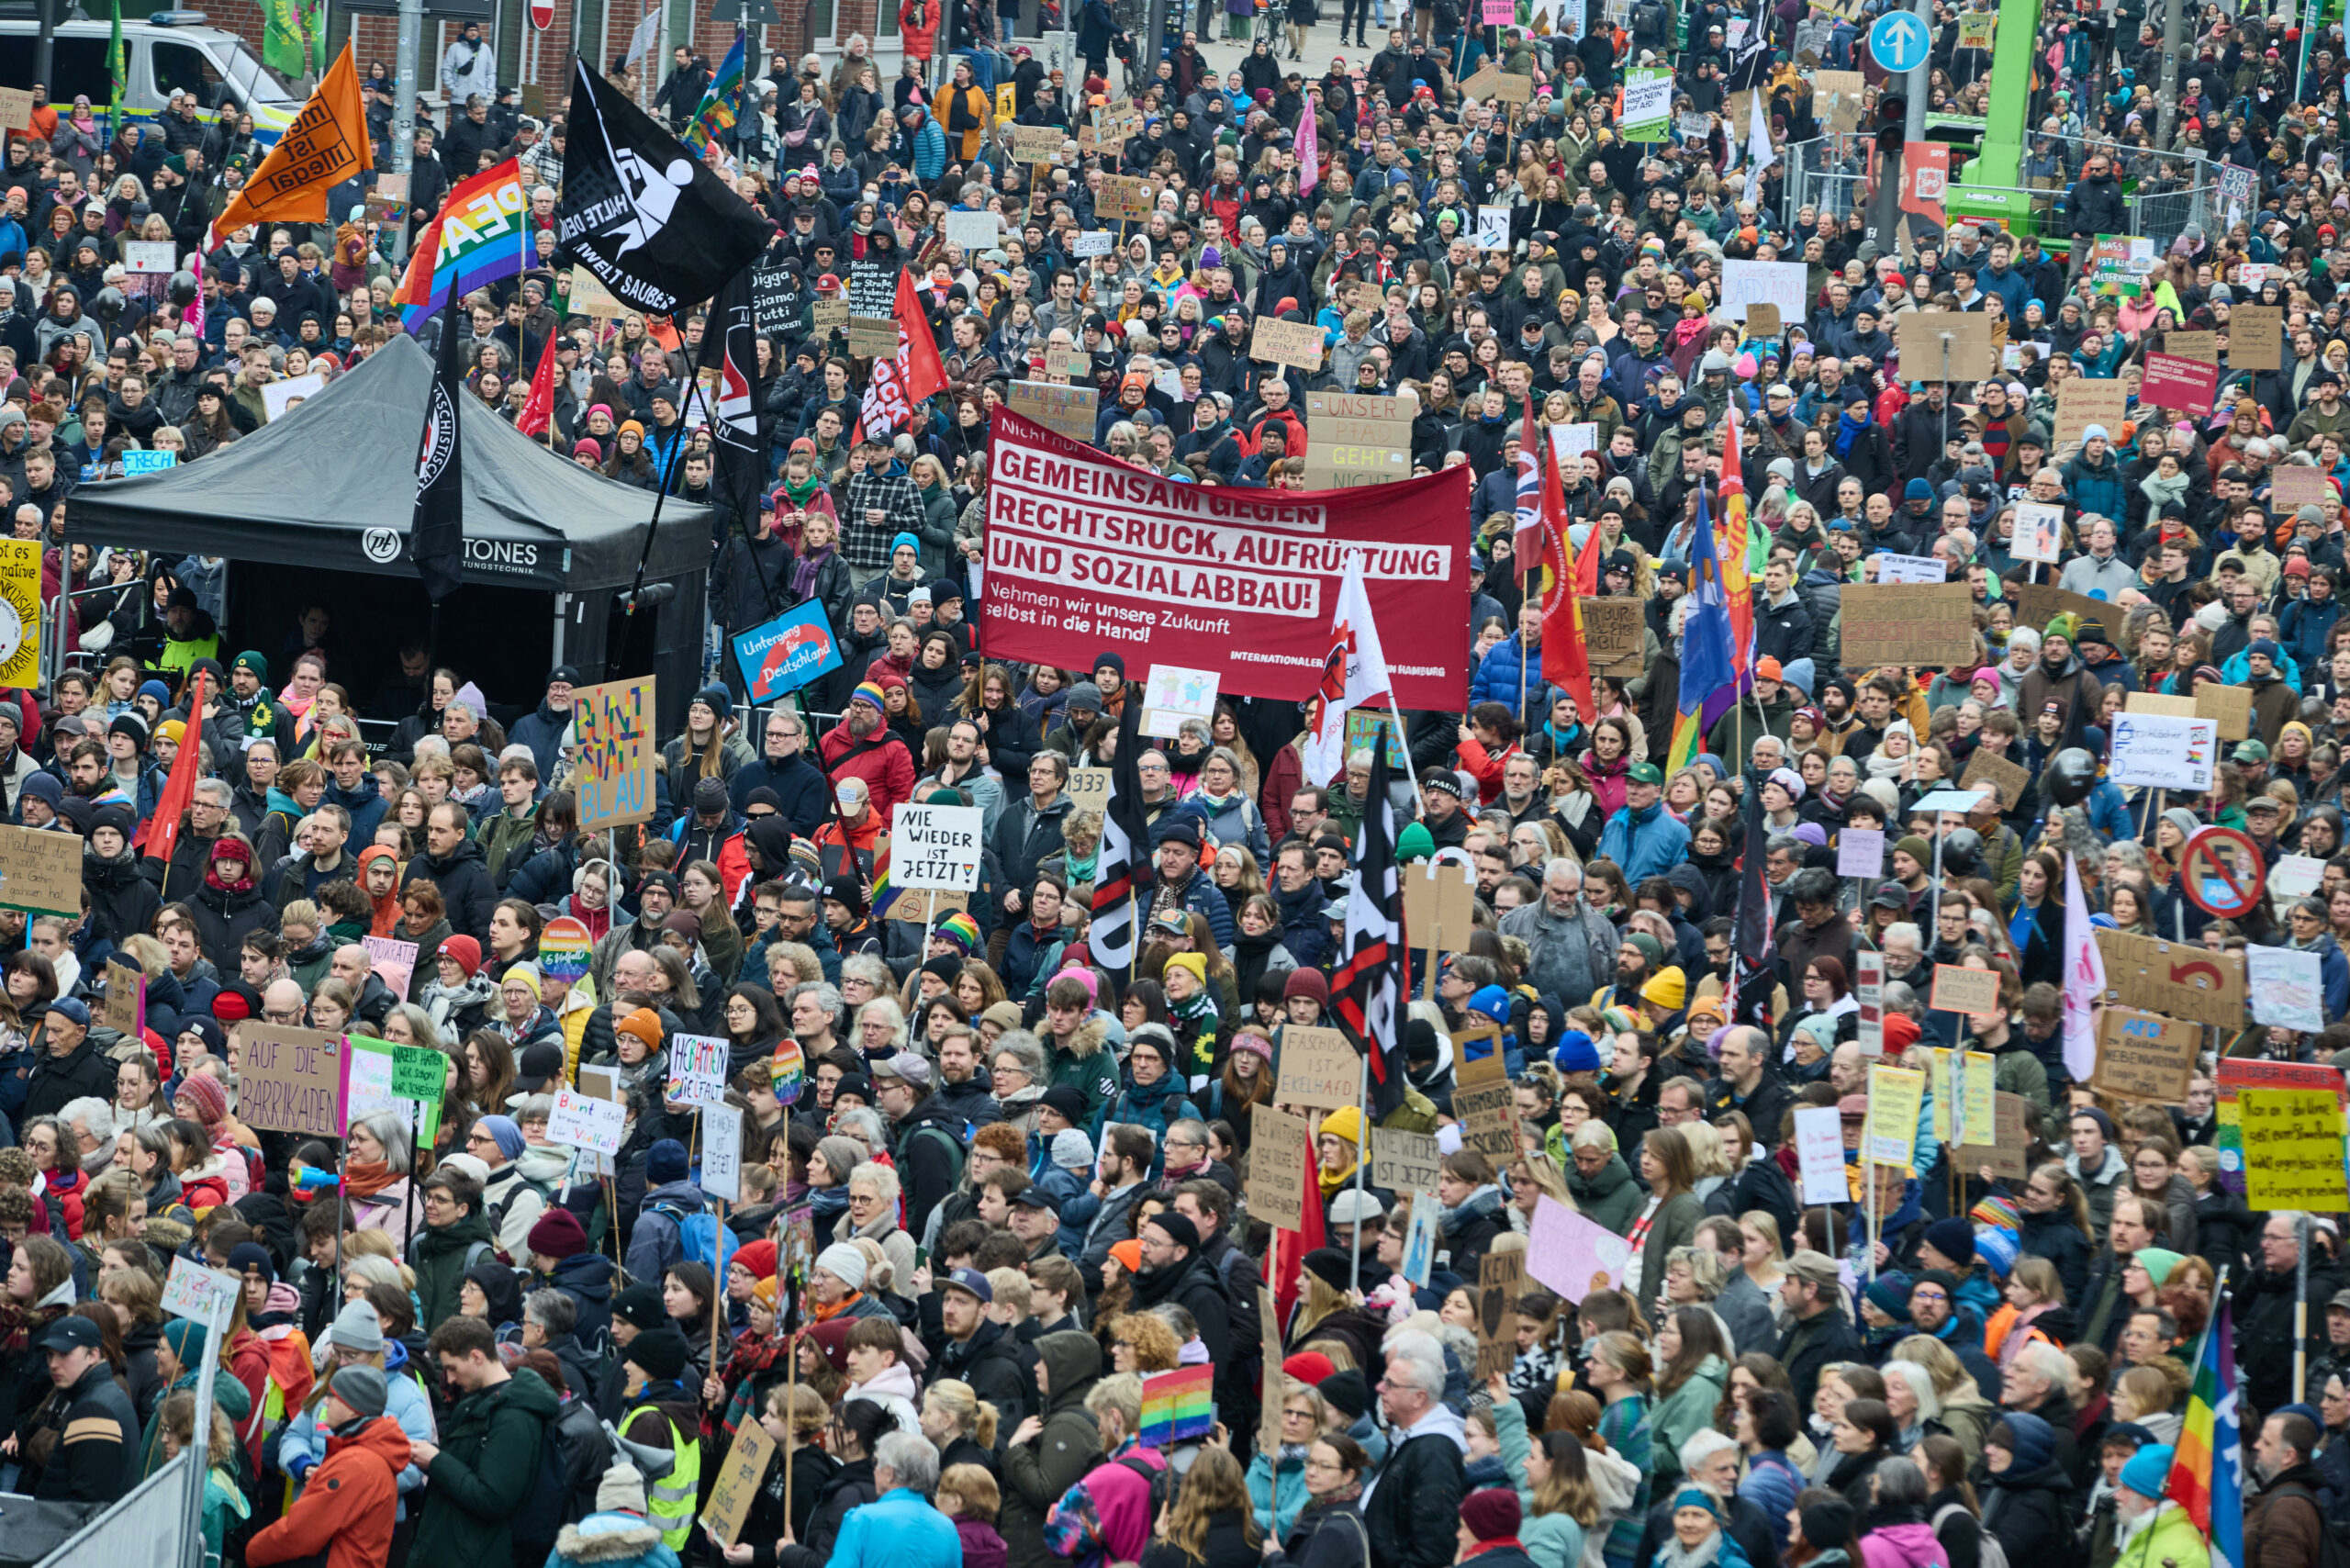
[69,335,712,715]
[69,334,711,591]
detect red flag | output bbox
[139,671,208,869]
[1271,1142,1328,1328]
[1539,435,1595,721]
[896,268,947,403]
[517,332,558,438]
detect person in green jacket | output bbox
[1565,1126,1646,1236]
[2110,1443,2209,1568]
[408,1316,562,1568]
[408,1165,497,1332]
[1487,1375,1596,1568]
[1643,1308,1729,1490]
[140,1317,254,1479]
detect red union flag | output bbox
[979,409,1471,711]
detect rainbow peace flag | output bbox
[394,159,530,332]
[1137,1366,1214,1448]
[685,35,745,152]
[867,840,901,921]
[770,1036,805,1107]
[2165,1290,2243,1568]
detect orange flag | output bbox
[212,41,372,238]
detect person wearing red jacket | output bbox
[819,683,916,823]
[899,0,939,60]
[248,1365,411,1568]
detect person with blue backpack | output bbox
[626,1137,740,1287]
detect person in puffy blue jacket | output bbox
[1470,605,1556,734]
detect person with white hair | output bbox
[814,1428,957,1568]
[1881,1359,1944,1452]
[1361,1327,1467,1562]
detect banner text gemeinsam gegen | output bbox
[979,409,1473,711]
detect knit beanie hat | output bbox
[2135,1248,2186,1288]
[936,911,981,954]
[330,1364,388,1419]
[597,1462,650,1515]
[1922,1217,1976,1266]
[1460,1490,1522,1542]
[2120,1444,2175,1501]
[815,1243,868,1291]
[176,1070,229,1127]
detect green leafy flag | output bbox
[107,0,124,138]
[262,0,319,80]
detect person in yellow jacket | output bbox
[2110,1443,2209,1568]
[933,59,991,161]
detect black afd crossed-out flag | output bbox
[1088,700,1153,973]
[1328,745,1407,1122]
[410,294,466,604]
[555,59,772,316]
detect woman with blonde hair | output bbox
[1248,1378,1330,1543]
[1585,1330,1655,1568]
[919,1377,1001,1471]
[1107,1311,1183,1373]
[1147,1443,1259,1568]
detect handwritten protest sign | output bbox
[1275,1026,1359,1110]
[1247,1107,1311,1230]
[0,824,84,916]
[235,1025,343,1136]
[666,1034,731,1107]
[1840,584,1975,666]
[2239,1088,2350,1209]
[575,677,655,829]
[548,1086,626,1154]
[1371,1128,1442,1191]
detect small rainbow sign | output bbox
[540,916,593,981]
[1137,1365,1214,1448]
[771,1036,805,1107]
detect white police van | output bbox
[0,8,302,145]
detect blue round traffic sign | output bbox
[1868,10,1930,73]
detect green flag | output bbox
[107,0,124,137]
[262,0,318,79]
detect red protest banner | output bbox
[2141,353,2220,411]
[979,408,1473,710]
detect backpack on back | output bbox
[1931,1504,2007,1568]
[662,1203,741,1275]
[505,1408,571,1559]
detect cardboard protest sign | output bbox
[2053,378,2128,447]
[1065,767,1112,812]
[1250,318,1326,371]
[1960,750,2030,811]
[1896,311,1994,379]
[1099,174,1156,220]
[2125,692,2198,718]
[2095,929,2246,1031]
[2094,1006,2199,1102]
[1839,584,1976,667]
[1929,964,2001,1016]
[2010,582,2109,637]
[0,825,84,916]
[1476,1249,1526,1377]
[103,959,146,1039]
[1452,1054,1521,1161]
[1815,70,1865,132]
[235,1025,344,1136]
[2165,330,2220,363]
[1371,1128,1442,1191]
[1275,1026,1360,1110]
[1581,598,1646,675]
[1403,860,1478,962]
[1953,1092,2031,1179]
[2233,306,2286,369]
[2198,682,2252,742]
[1010,125,1062,162]
[1258,1286,1285,1454]
[699,1419,778,1545]
[810,298,848,333]
[2274,466,2335,513]
[1004,381,1098,441]
[1246,1107,1312,1230]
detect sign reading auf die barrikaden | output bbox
[890,802,984,890]
[2239,1088,2350,1209]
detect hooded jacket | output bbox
[248,1414,413,1568]
[1002,1330,1105,1568]
[411,1368,563,1568]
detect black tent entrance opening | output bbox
[67,334,712,730]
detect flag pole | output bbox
[1350,1047,1369,1294]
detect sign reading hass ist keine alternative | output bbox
[979,408,1471,710]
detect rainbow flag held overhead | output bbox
[2165,1284,2243,1568]
[1668,479,1737,776]
[394,159,530,332]
[685,34,746,153]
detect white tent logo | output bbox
[362,528,403,564]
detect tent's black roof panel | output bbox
[69,335,712,592]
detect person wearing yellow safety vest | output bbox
[616,1325,704,1551]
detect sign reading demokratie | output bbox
[979,408,1472,709]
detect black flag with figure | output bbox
[1329,745,1407,1123]
[1088,699,1153,972]
[554,58,772,315]
[1725,0,1774,92]
[410,297,466,604]
[692,265,770,540]
[1730,783,1778,1027]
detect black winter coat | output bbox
[1142,1507,1259,1568]
[1360,1428,1466,1568]
[774,1456,879,1568]
[185,878,280,969]
[934,1318,1032,1427]
[403,837,498,943]
[1979,1460,2075,1568]
[84,848,162,958]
